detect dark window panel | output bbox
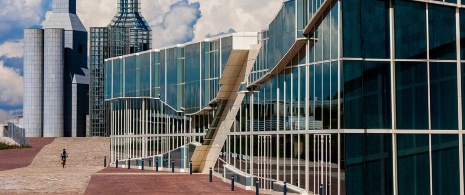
[394,0,427,59]
[430,62,458,130]
[428,4,456,60]
[395,62,428,129]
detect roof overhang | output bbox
[302,0,337,36]
[247,38,308,88]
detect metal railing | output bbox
[7,122,28,146]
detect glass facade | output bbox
[89,0,152,137]
[105,0,465,194]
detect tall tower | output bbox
[23,29,44,137]
[89,0,152,137]
[23,0,88,137]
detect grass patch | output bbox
[0,142,32,150]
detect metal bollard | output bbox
[142,159,144,170]
[284,182,287,195]
[256,180,259,195]
[231,176,235,191]
[327,182,330,195]
[209,167,212,182]
[189,161,192,175]
[116,157,118,168]
[171,160,175,173]
[319,184,323,195]
[156,158,159,172]
[128,158,130,169]
[104,156,106,167]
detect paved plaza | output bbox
[0,138,255,194]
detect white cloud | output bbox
[74,0,283,48]
[0,40,23,58]
[150,1,201,48]
[0,61,23,106]
[0,0,43,31]
[40,11,52,27]
[0,109,22,122]
[190,0,283,42]
[75,0,179,32]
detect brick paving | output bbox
[0,137,55,171]
[0,137,109,194]
[0,138,259,194]
[85,168,255,195]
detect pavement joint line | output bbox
[95,172,206,175]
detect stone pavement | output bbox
[0,138,259,194]
[0,137,109,194]
[0,137,55,171]
[85,168,255,195]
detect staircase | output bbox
[192,44,261,173]
[0,137,109,194]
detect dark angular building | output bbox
[89,0,152,137]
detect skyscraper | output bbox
[23,0,88,137]
[89,0,152,137]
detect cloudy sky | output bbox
[0,0,283,121]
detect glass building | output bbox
[105,0,465,194]
[89,0,152,137]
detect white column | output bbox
[23,28,44,137]
[43,28,64,137]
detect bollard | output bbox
[128,158,131,169]
[209,167,213,182]
[327,182,330,195]
[116,157,118,168]
[284,182,287,195]
[171,160,175,173]
[156,158,159,172]
[142,159,144,170]
[319,184,323,195]
[256,180,259,195]
[231,176,235,191]
[104,156,107,167]
[189,161,193,175]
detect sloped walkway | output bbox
[0,137,109,194]
[85,168,255,195]
[0,137,55,171]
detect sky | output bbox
[0,0,283,122]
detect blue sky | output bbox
[0,0,282,121]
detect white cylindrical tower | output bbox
[43,28,65,137]
[23,28,44,137]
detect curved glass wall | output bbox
[106,0,465,194]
